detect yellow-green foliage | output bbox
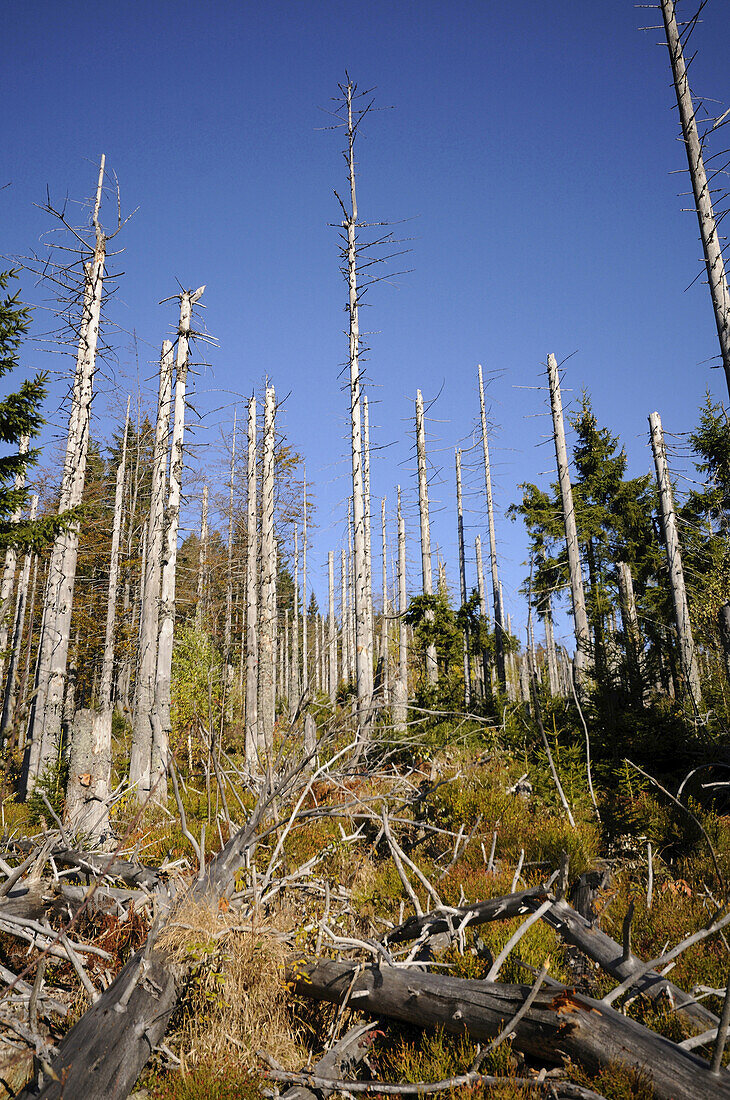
[172,624,222,758]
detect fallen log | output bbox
[280,1021,377,1100]
[291,958,730,1100]
[385,888,718,1031]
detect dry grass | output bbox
[158,900,302,1073]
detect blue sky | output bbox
[3,1,730,647]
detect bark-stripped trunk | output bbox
[195,485,209,630]
[455,449,471,708]
[342,81,374,736]
[1,494,37,745]
[477,364,506,692]
[130,342,174,792]
[291,528,300,715]
[415,390,438,685]
[0,435,29,685]
[547,353,590,682]
[649,411,702,708]
[302,475,308,693]
[98,399,129,712]
[258,385,276,758]
[244,396,259,769]
[475,534,490,699]
[363,395,374,675]
[543,599,560,697]
[617,560,645,700]
[22,158,107,796]
[341,548,349,685]
[393,485,408,732]
[328,551,337,700]
[224,410,236,714]
[148,287,204,805]
[661,0,730,399]
[380,497,389,706]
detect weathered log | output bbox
[281,1022,376,1100]
[386,888,718,1031]
[291,958,730,1100]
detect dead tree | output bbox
[302,473,308,692]
[415,389,438,685]
[291,528,300,715]
[649,410,702,708]
[258,384,276,758]
[148,287,204,805]
[617,560,646,699]
[0,494,37,743]
[391,485,408,732]
[455,449,471,708]
[129,341,174,796]
[23,158,109,795]
[474,534,490,698]
[328,551,337,700]
[363,395,374,670]
[195,484,208,630]
[660,0,730,400]
[341,548,349,684]
[477,364,507,692]
[543,597,560,697]
[338,78,374,736]
[546,353,590,682]
[245,395,259,768]
[0,435,29,687]
[380,497,389,705]
[223,409,236,710]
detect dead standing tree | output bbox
[335,78,375,737]
[244,394,259,768]
[660,0,730,401]
[477,364,507,692]
[546,353,591,684]
[258,384,276,761]
[147,286,205,805]
[130,341,174,796]
[415,389,438,686]
[22,156,126,796]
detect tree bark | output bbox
[455,449,471,708]
[547,353,590,683]
[149,287,204,805]
[195,483,209,630]
[477,364,507,692]
[649,411,702,709]
[258,385,276,758]
[328,552,337,700]
[661,0,730,400]
[415,390,438,686]
[245,396,259,768]
[292,958,730,1100]
[130,341,174,796]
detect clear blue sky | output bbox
[3,1,729,648]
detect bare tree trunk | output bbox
[415,390,438,685]
[363,395,374,677]
[328,551,337,701]
[543,600,560,697]
[258,385,276,758]
[661,0,730,399]
[477,364,506,692]
[23,158,107,796]
[455,449,472,708]
[244,395,259,769]
[302,475,308,693]
[1,494,37,745]
[341,548,349,685]
[149,286,204,805]
[0,436,29,686]
[195,484,209,630]
[129,341,174,794]
[291,528,300,716]
[718,603,730,687]
[649,411,702,709]
[546,353,590,682]
[98,399,129,713]
[224,409,236,670]
[342,81,374,737]
[380,497,389,706]
[475,534,490,699]
[617,560,646,700]
[392,485,408,732]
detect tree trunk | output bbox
[363,395,374,681]
[328,551,337,700]
[245,395,259,769]
[302,475,308,693]
[130,341,174,796]
[224,409,237,688]
[617,561,645,700]
[546,353,591,683]
[415,389,438,685]
[195,484,208,630]
[718,603,730,686]
[455,449,471,708]
[292,959,728,1100]
[1,494,37,744]
[543,600,560,698]
[341,548,349,685]
[661,0,730,400]
[0,435,29,686]
[258,385,276,758]
[392,485,408,732]
[149,286,204,805]
[649,411,702,709]
[477,364,506,692]
[98,399,129,713]
[475,534,490,699]
[380,497,389,707]
[23,158,107,796]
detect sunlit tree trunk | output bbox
[455,449,471,708]
[415,390,438,685]
[477,364,506,691]
[258,385,276,757]
[244,395,259,768]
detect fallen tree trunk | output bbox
[291,958,730,1100]
[386,888,718,1031]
